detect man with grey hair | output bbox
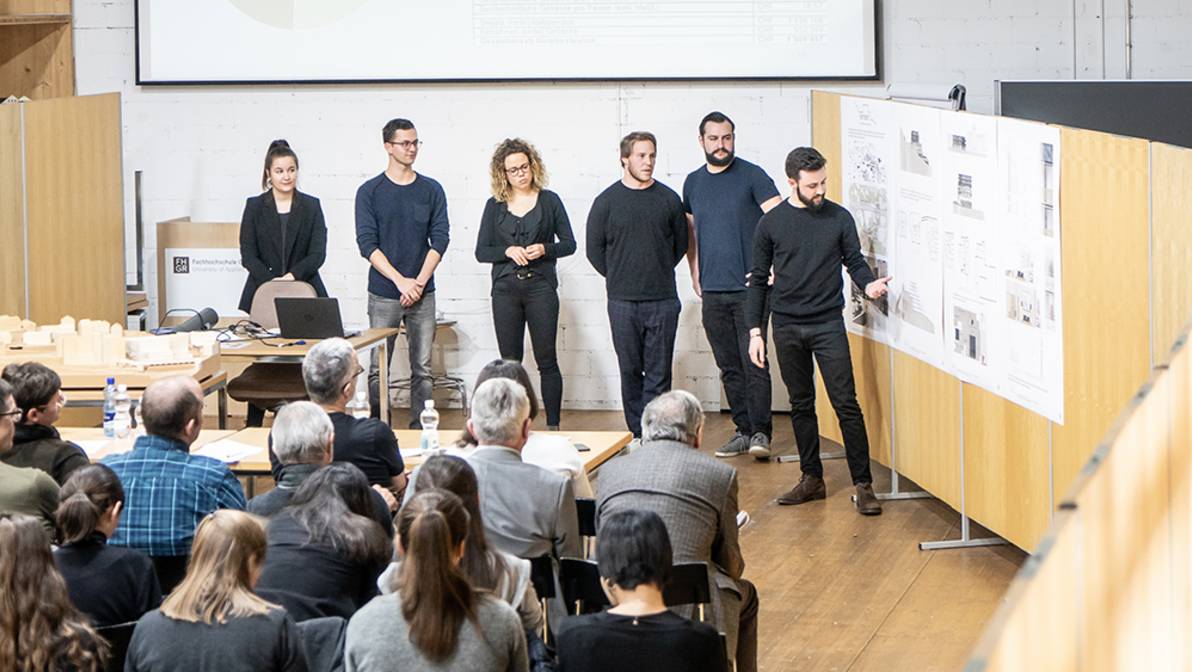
[464,377,580,562]
[251,401,393,537]
[597,389,758,672]
[267,338,406,500]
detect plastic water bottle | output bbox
[113,385,132,439]
[349,388,370,419]
[102,377,117,437]
[419,400,440,453]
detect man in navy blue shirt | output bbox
[683,112,782,459]
[355,118,450,428]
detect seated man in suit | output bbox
[0,379,59,539]
[597,389,759,672]
[102,376,245,589]
[268,338,405,504]
[1,362,89,485]
[249,400,393,538]
[465,377,580,562]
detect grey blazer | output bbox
[596,439,746,655]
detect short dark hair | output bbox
[0,378,13,410]
[619,131,657,160]
[785,146,827,180]
[382,118,416,143]
[596,509,673,591]
[699,111,735,136]
[1,362,60,423]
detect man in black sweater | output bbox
[587,131,688,436]
[746,147,891,515]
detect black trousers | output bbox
[607,297,681,437]
[702,291,772,438]
[492,274,563,427]
[771,319,873,484]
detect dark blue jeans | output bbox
[607,297,681,436]
[702,291,772,438]
[772,319,873,485]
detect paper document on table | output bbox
[399,447,424,459]
[193,440,260,464]
[74,440,111,456]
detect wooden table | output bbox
[63,370,230,429]
[59,427,238,462]
[217,328,399,424]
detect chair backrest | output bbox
[96,621,137,672]
[296,615,347,672]
[249,279,317,330]
[559,558,611,615]
[528,554,557,600]
[663,561,712,608]
[575,498,597,537]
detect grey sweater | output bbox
[344,592,528,672]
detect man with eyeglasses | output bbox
[1,362,89,485]
[0,378,60,539]
[355,117,450,428]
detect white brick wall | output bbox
[72,0,1192,410]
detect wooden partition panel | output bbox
[0,104,24,317]
[154,217,241,323]
[23,93,124,324]
[1168,340,1192,671]
[1150,143,1192,363]
[1051,129,1151,507]
[892,352,960,509]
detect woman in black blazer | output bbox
[238,139,329,314]
[474,138,576,430]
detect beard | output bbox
[627,165,653,183]
[797,189,825,212]
[705,148,735,168]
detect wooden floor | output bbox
[235,407,1025,671]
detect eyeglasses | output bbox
[505,163,531,176]
[386,140,422,149]
[0,409,21,420]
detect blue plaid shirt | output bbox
[102,434,246,556]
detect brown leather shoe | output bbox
[777,474,826,505]
[855,483,883,516]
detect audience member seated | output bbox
[269,338,406,500]
[101,376,246,590]
[379,454,542,632]
[249,401,393,538]
[256,462,390,621]
[54,464,162,628]
[345,490,528,671]
[0,379,59,538]
[557,509,727,672]
[0,513,108,671]
[455,359,593,498]
[1,362,89,484]
[597,390,759,672]
[124,510,307,672]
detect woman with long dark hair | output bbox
[345,489,528,671]
[54,464,161,627]
[0,513,108,672]
[255,462,391,621]
[124,510,306,671]
[379,455,541,631]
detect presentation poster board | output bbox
[840,97,1065,423]
[136,0,878,82]
[163,247,247,318]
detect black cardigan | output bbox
[474,189,576,287]
[238,189,329,313]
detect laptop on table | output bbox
[274,297,360,340]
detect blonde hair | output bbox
[488,138,548,203]
[160,510,276,624]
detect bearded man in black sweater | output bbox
[746,147,891,516]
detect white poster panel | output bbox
[888,102,946,368]
[841,96,896,345]
[994,117,1064,423]
[163,248,248,318]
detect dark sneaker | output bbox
[777,474,827,505]
[855,483,883,516]
[714,432,751,458]
[748,432,771,459]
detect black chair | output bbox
[575,498,596,558]
[528,555,556,641]
[96,621,137,672]
[150,555,189,595]
[559,558,610,615]
[296,616,347,672]
[663,562,712,622]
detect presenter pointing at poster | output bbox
[745,147,889,516]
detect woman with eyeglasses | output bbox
[1,362,89,485]
[475,139,576,431]
[236,139,329,427]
